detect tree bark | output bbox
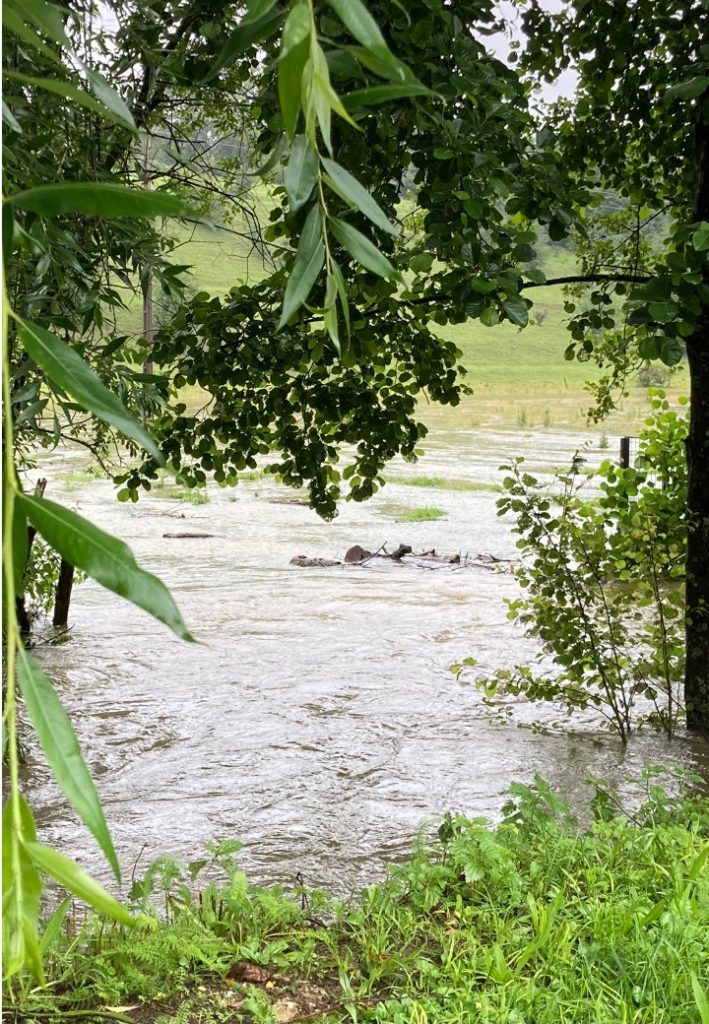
[52,560,75,629]
[684,95,709,733]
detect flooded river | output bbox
[21,424,709,895]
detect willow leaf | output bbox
[277,204,325,328]
[17,652,120,880]
[19,495,194,641]
[16,318,162,461]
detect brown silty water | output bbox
[20,424,709,896]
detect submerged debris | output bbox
[291,543,517,572]
[344,544,372,562]
[163,532,216,539]
[289,556,342,567]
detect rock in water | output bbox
[344,544,372,563]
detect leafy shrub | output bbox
[479,392,687,739]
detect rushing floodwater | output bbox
[21,425,709,895]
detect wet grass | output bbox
[111,188,278,334]
[386,475,502,493]
[11,777,708,1024]
[55,465,105,491]
[379,503,446,522]
[237,469,267,482]
[153,483,210,504]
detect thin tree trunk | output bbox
[52,560,75,629]
[142,132,154,375]
[15,478,47,636]
[684,95,709,733]
[143,271,154,375]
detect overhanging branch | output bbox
[403,271,653,308]
[519,273,651,290]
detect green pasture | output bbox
[113,205,687,433]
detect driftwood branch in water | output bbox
[163,532,217,538]
[358,541,389,565]
[291,544,518,572]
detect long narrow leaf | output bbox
[85,69,136,130]
[321,158,397,235]
[691,973,709,1024]
[344,45,412,84]
[284,135,319,213]
[330,217,397,278]
[2,100,22,134]
[327,0,395,64]
[16,318,162,461]
[2,7,62,62]
[279,5,311,61]
[39,897,72,955]
[18,495,194,641]
[17,652,120,880]
[11,498,28,592]
[7,0,71,47]
[278,38,308,138]
[2,796,44,982]
[24,842,139,927]
[4,71,135,131]
[343,83,434,109]
[330,259,350,335]
[277,204,325,329]
[10,183,194,219]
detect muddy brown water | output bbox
[21,426,709,896]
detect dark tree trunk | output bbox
[15,478,46,638]
[684,96,709,733]
[685,338,709,732]
[52,560,75,629]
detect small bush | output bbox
[482,391,688,739]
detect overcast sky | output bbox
[98,0,578,105]
[485,0,579,102]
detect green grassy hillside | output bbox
[114,201,687,430]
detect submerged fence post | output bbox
[620,436,631,469]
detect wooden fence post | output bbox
[620,436,631,469]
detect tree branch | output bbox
[519,273,651,290]
[404,271,652,309]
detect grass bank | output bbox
[7,777,708,1024]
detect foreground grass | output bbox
[7,777,708,1024]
